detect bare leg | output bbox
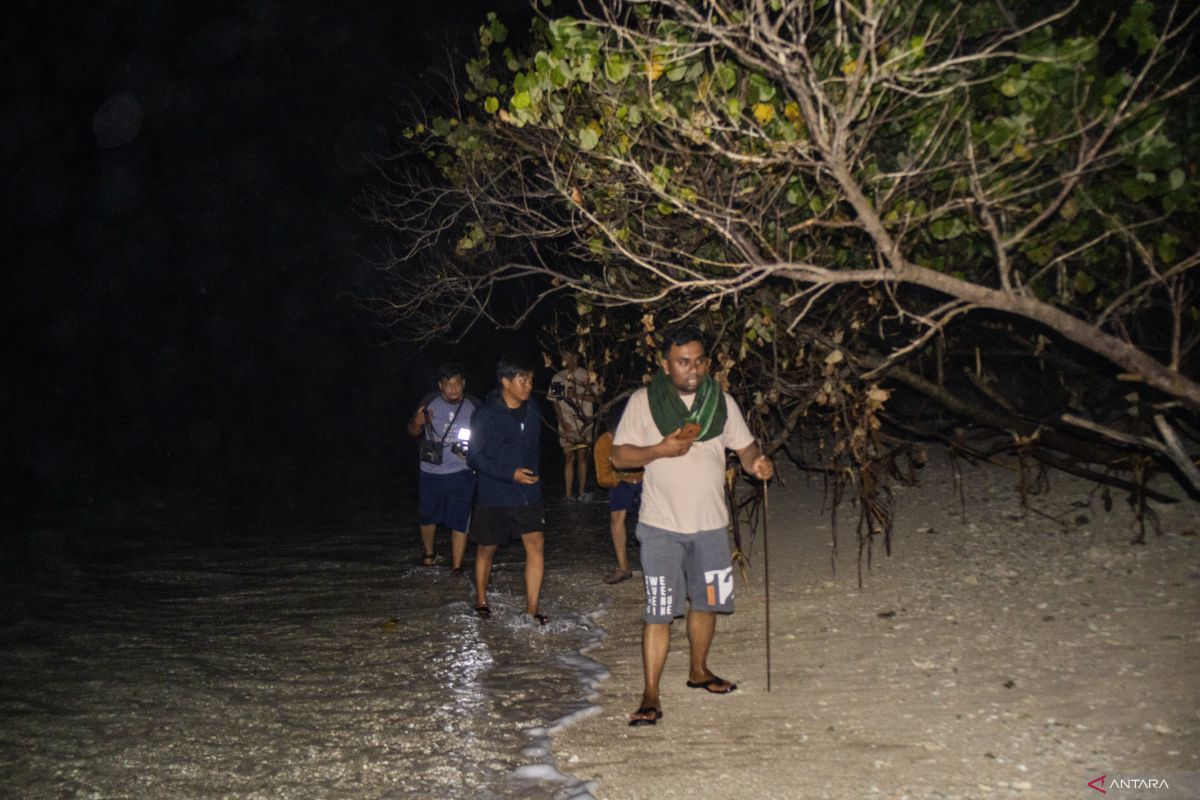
[632,621,671,719]
[562,450,575,498]
[685,610,732,690]
[450,530,468,570]
[419,523,436,560]
[610,509,629,572]
[577,449,590,497]
[474,544,498,608]
[686,610,716,681]
[520,531,545,615]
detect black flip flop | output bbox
[686,676,737,694]
[628,707,662,726]
[474,604,492,619]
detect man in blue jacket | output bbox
[466,355,547,625]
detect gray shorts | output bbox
[636,522,734,622]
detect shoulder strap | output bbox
[422,395,465,443]
[419,394,437,441]
[429,397,466,444]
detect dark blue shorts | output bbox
[608,480,643,513]
[469,502,545,546]
[418,469,476,533]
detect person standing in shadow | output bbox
[550,350,598,501]
[593,406,643,584]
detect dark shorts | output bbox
[636,523,734,622]
[608,480,643,513]
[417,469,476,533]
[469,502,545,546]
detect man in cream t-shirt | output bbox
[612,325,773,727]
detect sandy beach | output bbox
[554,454,1200,799]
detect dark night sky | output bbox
[2,0,537,507]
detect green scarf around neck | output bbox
[648,370,727,442]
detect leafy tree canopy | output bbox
[374,0,1200,518]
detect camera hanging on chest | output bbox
[418,438,443,465]
[420,398,465,465]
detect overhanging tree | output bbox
[372,0,1199,498]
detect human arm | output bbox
[517,398,541,483]
[513,468,539,484]
[724,393,772,480]
[611,427,695,468]
[406,405,428,437]
[735,442,774,481]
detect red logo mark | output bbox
[1088,774,1107,794]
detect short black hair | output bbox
[497,354,533,383]
[438,362,465,381]
[660,325,707,356]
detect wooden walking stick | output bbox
[763,480,772,692]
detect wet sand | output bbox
[554,455,1200,799]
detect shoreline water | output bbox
[0,485,627,799]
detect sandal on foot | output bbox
[474,604,492,619]
[421,553,438,567]
[603,569,633,585]
[686,675,737,694]
[531,612,549,626]
[628,706,662,727]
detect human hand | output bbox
[659,426,697,458]
[513,467,540,485]
[750,455,774,481]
